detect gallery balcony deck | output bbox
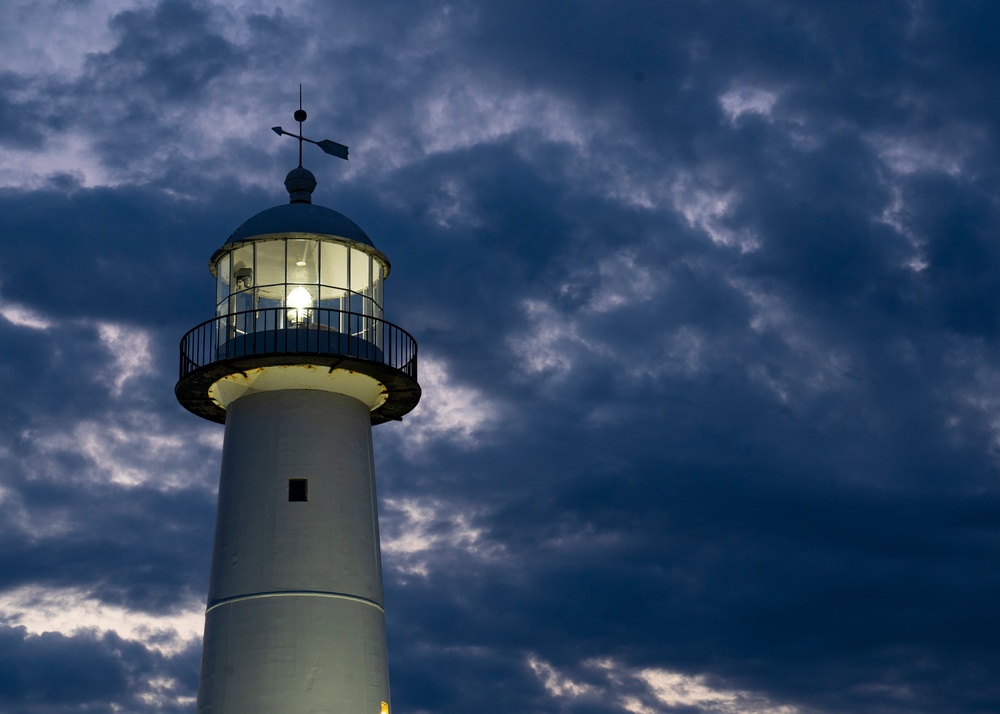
[176,306,419,425]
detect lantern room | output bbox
[210,167,390,345]
[176,166,420,426]
[212,235,385,326]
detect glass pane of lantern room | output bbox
[371,258,384,349]
[350,248,371,293]
[372,259,385,316]
[350,249,371,314]
[230,244,254,316]
[216,253,231,315]
[320,241,348,291]
[319,285,345,324]
[254,240,286,315]
[287,239,319,285]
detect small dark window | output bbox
[288,478,308,502]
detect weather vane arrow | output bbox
[272,85,349,166]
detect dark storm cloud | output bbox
[76,0,240,172]
[1,0,1000,712]
[0,73,48,150]
[0,315,218,607]
[0,466,214,610]
[0,626,134,710]
[98,0,237,98]
[0,625,199,714]
[0,184,244,322]
[363,3,1000,712]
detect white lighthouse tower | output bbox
[176,105,420,713]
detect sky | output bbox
[1,1,999,712]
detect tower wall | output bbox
[197,388,390,713]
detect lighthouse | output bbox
[176,105,420,713]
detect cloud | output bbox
[0,584,202,657]
[719,86,780,124]
[0,303,52,330]
[0,1,140,76]
[27,414,213,491]
[528,656,801,714]
[381,496,503,578]
[96,322,154,397]
[389,356,499,453]
[671,173,760,252]
[2,1,1000,713]
[634,667,798,714]
[0,622,199,713]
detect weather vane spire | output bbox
[272,84,349,167]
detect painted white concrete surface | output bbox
[208,363,389,415]
[197,389,390,714]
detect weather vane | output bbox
[272,84,349,166]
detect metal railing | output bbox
[179,307,417,381]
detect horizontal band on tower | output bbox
[206,590,385,614]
